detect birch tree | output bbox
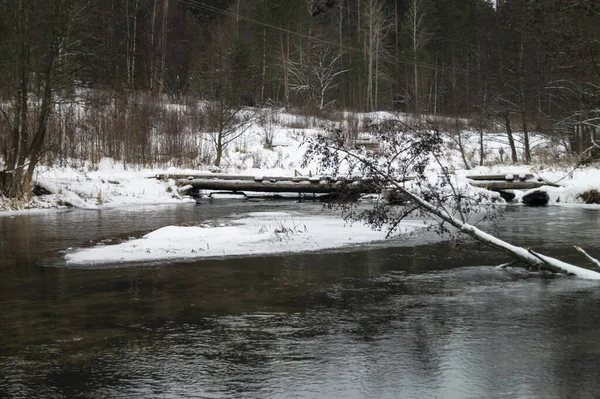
[362,0,390,112]
[403,0,432,114]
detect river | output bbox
[1,202,600,398]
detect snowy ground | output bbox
[64,211,427,266]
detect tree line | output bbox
[1,0,599,200]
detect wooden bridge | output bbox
[169,173,382,198]
[158,172,559,200]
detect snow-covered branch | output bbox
[575,246,600,268]
[304,124,600,280]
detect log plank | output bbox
[179,179,377,194]
[468,181,549,190]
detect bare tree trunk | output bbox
[159,0,169,93]
[4,0,29,199]
[375,40,379,110]
[412,0,419,112]
[405,0,430,114]
[130,0,138,88]
[339,1,344,108]
[479,128,484,166]
[261,29,266,103]
[454,119,471,170]
[451,51,457,114]
[27,45,57,182]
[235,0,240,39]
[413,46,418,113]
[366,2,374,111]
[149,0,157,91]
[215,126,223,167]
[517,38,531,164]
[280,27,289,108]
[504,112,518,164]
[363,0,388,112]
[2,0,61,200]
[522,115,531,163]
[126,0,131,86]
[433,54,438,115]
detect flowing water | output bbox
[1,202,600,398]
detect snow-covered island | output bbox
[64,211,427,266]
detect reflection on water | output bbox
[1,204,600,398]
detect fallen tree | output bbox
[303,119,600,280]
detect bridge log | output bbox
[466,173,534,181]
[179,179,377,194]
[468,181,550,190]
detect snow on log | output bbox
[466,173,534,181]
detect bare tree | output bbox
[125,0,139,88]
[205,103,254,168]
[362,0,391,111]
[288,42,348,110]
[158,0,169,93]
[197,22,258,168]
[0,0,88,200]
[403,0,432,114]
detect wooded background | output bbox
[1,0,599,198]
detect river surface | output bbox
[1,202,600,398]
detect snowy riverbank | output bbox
[461,165,600,206]
[4,158,596,214]
[1,110,599,212]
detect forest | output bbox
[0,0,599,200]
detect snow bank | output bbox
[521,168,600,206]
[29,159,195,210]
[460,165,600,207]
[64,211,427,265]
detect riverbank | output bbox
[3,159,597,213]
[1,110,599,212]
